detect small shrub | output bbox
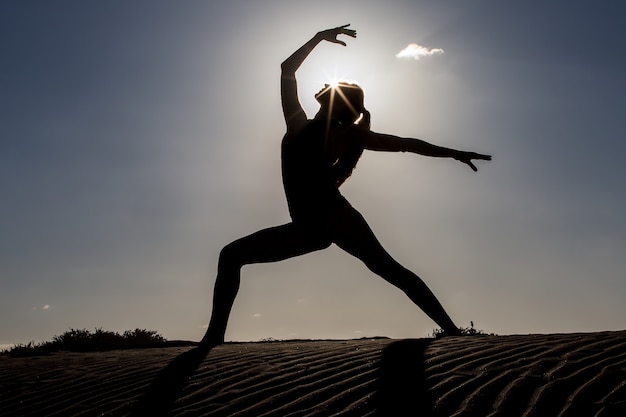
[2,341,48,356]
[431,321,495,338]
[259,337,280,343]
[122,328,165,344]
[3,328,166,355]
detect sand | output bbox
[1,331,626,416]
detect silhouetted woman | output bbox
[201,25,491,345]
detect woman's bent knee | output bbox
[218,241,244,271]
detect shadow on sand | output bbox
[374,339,433,416]
[131,344,212,416]
[131,339,433,416]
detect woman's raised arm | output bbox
[281,25,356,129]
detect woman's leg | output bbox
[330,204,460,335]
[202,222,332,345]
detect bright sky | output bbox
[2,0,625,346]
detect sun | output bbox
[327,80,340,89]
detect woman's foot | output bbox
[444,327,462,336]
[199,331,224,348]
[433,327,462,338]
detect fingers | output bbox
[333,24,357,38]
[469,152,491,161]
[342,29,357,38]
[458,151,490,171]
[319,25,356,46]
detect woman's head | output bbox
[315,82,365,123]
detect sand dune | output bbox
[1,331,626,416]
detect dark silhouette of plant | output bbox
[3,328,166,355]
[432,321,495,338]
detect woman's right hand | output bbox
[454,151,492,172]
[317,24,357,46]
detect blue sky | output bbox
[2,0,625,346]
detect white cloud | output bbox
[253,313,262,318]
[42,304,50,310]
[396,43,444,60]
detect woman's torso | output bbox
[281,119,350,222]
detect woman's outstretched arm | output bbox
[353,128,491,171]
[281,25,356,129]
